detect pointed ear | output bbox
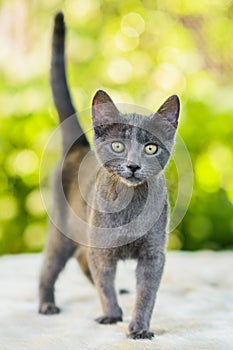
[156,95,180,128]
[92,90,119,125]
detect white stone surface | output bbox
[0,251,232,349]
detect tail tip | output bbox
[55,11,64,24]
[54,11,65,34]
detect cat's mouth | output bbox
[103,163,146,186]
[124,174,146,186]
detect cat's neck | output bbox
[94,166,165,214]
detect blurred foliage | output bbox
[0,0,233,254]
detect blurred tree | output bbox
[0,0,233,254]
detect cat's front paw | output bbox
[95,315,122,324]
[128,329,154,340]
[39,302,60,315]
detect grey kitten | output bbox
[39,12,180,340]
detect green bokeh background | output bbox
[0,0,233,254]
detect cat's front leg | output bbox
[88,249,122,324]
[128,251,165,339]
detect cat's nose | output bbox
[127,162,140,173]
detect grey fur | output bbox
[39,12,180,340]
[50,12,88,152]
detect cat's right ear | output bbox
[92,90,119,126]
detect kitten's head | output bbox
[92,90,180,186]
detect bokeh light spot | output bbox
[69,0,100,19]
[152,64,186,93]
[107,58,133,84]
[115,31,139,52]
[121,13,145,36]
[7,150,38,176]
[26,190,45,216]
[0,195,18,221]
[23,223,46,250]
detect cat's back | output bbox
[61,145,97,198]
[61,146,99,221]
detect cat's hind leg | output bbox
[75,247,94,284]
[39,224,76,314]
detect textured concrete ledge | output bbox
[0,251,232,350]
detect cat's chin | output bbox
[121,176,145,187]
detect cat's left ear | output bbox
[156,95,180,128]
[92,90,119,125]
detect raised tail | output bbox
[51,12,89,152]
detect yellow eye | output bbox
[145,144,158,155]
[111,141,125,153]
